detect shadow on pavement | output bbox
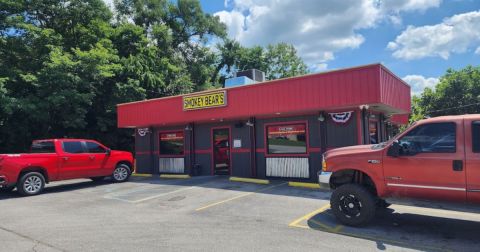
[306,207,480,252]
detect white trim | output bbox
[387,183,466,191]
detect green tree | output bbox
[417,65,480,118]
[215,40,308,86]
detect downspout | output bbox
[150,127,155,174]
[250,117,257,178]
[191,123,196,176]
[319,111,327,154]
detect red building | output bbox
[117,63,411,181]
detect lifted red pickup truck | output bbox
[319,115,480,226]
[0,139,133,196]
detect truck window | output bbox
[30,141,55,153]
[399,122,456,154]
[63,141,85,154]
[85,142,106,153]
[472,121,480,153]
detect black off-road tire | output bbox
[111,164,131,183]
[16,172,46,196]
[330,183,376,227]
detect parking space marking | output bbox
[288,204,343,232]
[289,206,450,252]
[104,186,196,203]
[195,182,287,211]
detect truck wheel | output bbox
[111,164,131,183]
[330,184,376,226]
[17,172,45,196]
[90,176,105,182]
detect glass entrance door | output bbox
[212,128,230,175]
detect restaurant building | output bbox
[117,63,411,182]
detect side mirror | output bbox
[106,149,111,155]
[387,140,400,157]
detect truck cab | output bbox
[319,115,480,226]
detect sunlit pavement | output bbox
[0,176,479,252]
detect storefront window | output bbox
[267,124,307,154]
[159,131,184,155]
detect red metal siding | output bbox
[118,64,410,128]
[379,66,411,113]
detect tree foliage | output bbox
[0,0,309,153]
[215,40,308,85]
[412,65,480,123]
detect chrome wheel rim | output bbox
[23,175,42,193]
[113,166,129,181]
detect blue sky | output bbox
[200,0,480,95]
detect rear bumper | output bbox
[318,171,332,186]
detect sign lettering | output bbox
[183,91,227,110]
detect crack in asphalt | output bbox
[0,225,66,252]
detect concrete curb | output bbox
[132,173,153,177]
[229,177,270,185]
[288,181,321,189]
[160,174,191,179]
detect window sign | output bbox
[267,124,307,154]
[160,132,184,155]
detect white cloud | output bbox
[476,46,480,55]
[402,75,439,95]
[388,11,480,60]
[315,63,329,72]
[215,0,441,70]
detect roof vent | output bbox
[225,69,265,88]
[236,69,265,82]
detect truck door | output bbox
[59,141,91,179]
[465,120,480,204]
[84,141,110,177]
[383,121,466,202]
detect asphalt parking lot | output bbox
[1,176,479,252]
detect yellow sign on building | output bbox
[183,91,227,110]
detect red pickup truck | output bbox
[0,139,134,196]
[319,115,480,226]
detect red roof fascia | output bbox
[117,64,411,128]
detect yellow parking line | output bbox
[289,204,331,227]
[195,182,287,211]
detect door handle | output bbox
[453,160,463,171]
[62,157,69,161]
[89,156,95,160]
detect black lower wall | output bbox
[134,111,366,181]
